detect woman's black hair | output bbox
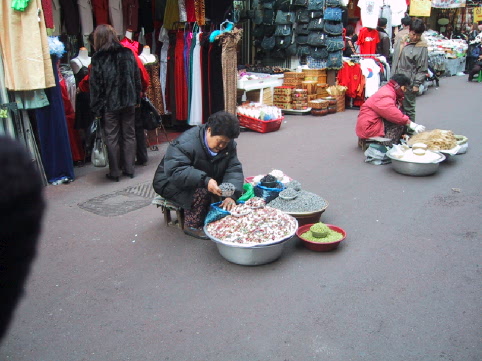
[207,111,240,139]
[345,24,355,37]
[410,18,426,35]
[391,74,411,87]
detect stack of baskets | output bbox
[283,72,305,88]
[273,86,294,110]
[309,99,330,116]
[316,83,329,98]
[292,89,308,110]
[302,69,327,83]
[301,80,318,96]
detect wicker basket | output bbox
[301,80,318,95]
[335,94,346,112]
[308,99,329,109]
[274,86,294,95]
[284,72,306,79]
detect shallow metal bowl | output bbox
[204,219,297,266]
[386,150,445,176]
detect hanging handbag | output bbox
[309,10,323,19]
[274,24,292,36]
[323,7,342,21]
[91,118,108,168]
[326,50,343,69]
[141,97,162,130]
[253,24,265,38]
[261,35,276,50]
[326,35,345,51]
[308,18,324,31]
[252,10,263,24]
[296,34,309,44]
[324,21,343,35]
[264,24,276,36]
[275,35,292,49]
[296,9,310,23]
[310,46,329,59]
[325,0,340,7]
[307,31,326,46]
[296,44,311,56]
[262,9,275,25]
[296,23,310,35]
[262,1,274,9]
[294,0,309,6]
[286,42,298,56]
[307,0,324,10]
[274,0,291,11]
[275,10,295,24]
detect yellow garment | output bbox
[0,0,55,90]
[163,0,180,31]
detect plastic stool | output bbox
[152,195,185,230]
[358,137,392,151]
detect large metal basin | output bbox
[204,218,297,266]
[386,149,445,176]
[213,238,292,266]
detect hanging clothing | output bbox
[200,32,211,123]
[92,0,110,25]
[35,56,75,183]
[139,0,154,33]
[59,0,81,35]
[219,28,243,115]
[357,27,380,55]
[73,59,94,130]
[189,32,203,126]
[163,0,180,30]
[357,0,383,29]
[144,55,164,115]
[41,0,54,30]
[109,0,124,35]
[174,31,188,121]
[0,0,55,91]
[390,0,407,27]
[194,0,205,25]
[78,0,94,35]
[123,0,139,32]
[158,26,169,113]
[208,40,224,115]
[360,58,380,98]
[337,61,364,99]
[178,0,187,22]
[379,5,392,43]
[60,75,84,162]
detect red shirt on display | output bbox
[357,27,380,55]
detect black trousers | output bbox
[104,106,136,177]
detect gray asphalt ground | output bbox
[1,75,481,361]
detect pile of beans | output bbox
[268,190,327,213]
[219,182,235,197]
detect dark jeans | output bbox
[104,106,136,177]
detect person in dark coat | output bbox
[377,17,391,60]
[153,111,244,239]
[90,24,141,182]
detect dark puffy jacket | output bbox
[392,39,428,87]
[152,125,244,209]
[90,43,141,117]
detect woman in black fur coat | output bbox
[90,24,141,181]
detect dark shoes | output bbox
[184,227,209,240]
[122,171,134,179]
[105,174,120,182]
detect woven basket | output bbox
[335,94,346,112]
[302,68,327,77]
[301,80,318,95]
[284,72,306,79]
[308,99,329,109]
[274,86,294,95]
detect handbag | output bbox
[307,31,326,46]
[323,7,342,21]
[253,24,265,38]
[307,0,324,10]
[308,18,324,31]
[261,35,276,50]
[275,10,295,24]
[324,21,343,35]
[295,34,309,44]
[325,0,340,6]
[275,35,292,49]
[91,118,108,167]
[326,50,343,69]
[262,9,275,25]
[310,46,329,59]
[296,9,310,23]
[274,24,292,36]
[296,23,310,35]
[274,0,291,11]
[296,44,311,56]
[294,0,308,6]
[141,97,162,130]
[326,36,345,51]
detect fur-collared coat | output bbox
[90,43,141,117]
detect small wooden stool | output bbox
[358,137,392,151]
[152,195,185,230]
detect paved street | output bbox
[1,75,481,361]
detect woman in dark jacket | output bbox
[90,24,141,181]
[153,111,244,240]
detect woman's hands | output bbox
[220,197,236,211]
[207,178,222,196]
[207,179,236,211]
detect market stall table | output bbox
[237,73,284,104]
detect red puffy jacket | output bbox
[355,82,410,139]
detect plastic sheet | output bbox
[254,181,285,202]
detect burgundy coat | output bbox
[356,82,410,139]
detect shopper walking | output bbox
[90,24,141,181]
[392,18,428,121]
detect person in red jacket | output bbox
[356,74,426,145]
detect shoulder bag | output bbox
[141,97,162,130]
